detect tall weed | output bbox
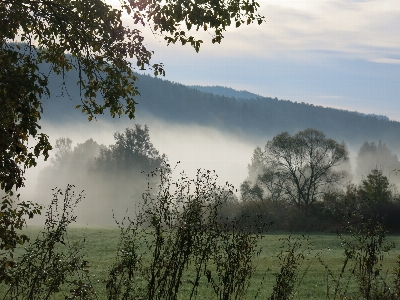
[2,186,95,300]
[106,167,268,300]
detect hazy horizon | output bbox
[17,0,400,225]
[19,113,400,226]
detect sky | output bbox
[111,0,400,121]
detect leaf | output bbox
[5,261,15,268]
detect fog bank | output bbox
[22,116,258,226]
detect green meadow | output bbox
[3,227,399,300]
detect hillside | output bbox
[189,85,262,100]
[40,71,400,149]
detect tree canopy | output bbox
[0,0,264,194]
[94,125,165,174]
[358,169,392,204]
[243,129,349,206]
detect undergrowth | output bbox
[0,169,399,299]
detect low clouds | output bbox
[224,0,400,63]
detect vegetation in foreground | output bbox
[1,167,400,299]
[1,224,400,299]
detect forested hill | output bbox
[41,71,400,149]
[189,85,262,100]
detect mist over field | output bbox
[15,68,400,226]
[22,116,259,226]
[20,108,400,227]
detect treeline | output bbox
[4,126,400,299]
[39,68,400,149]
[43,125,400,232]
[223,171,400,232]
[230,129,400,232]
[128,74,400,149]
[36,125,166,225]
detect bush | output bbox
[106,167,268,300]
[2,186,95,300]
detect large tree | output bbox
[245,128,349,206]
[94,125,165,174]
[0,0,264,194]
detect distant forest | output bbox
[40,70,400,150]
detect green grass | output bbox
[2,227,400,299]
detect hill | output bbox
[188,85,262,100]
[40,71,400,149]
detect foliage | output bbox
[125,0,265,48]
[269,235,311,300]
[106,167,267,300]
[35,126,166,225]
[358,169,392,204]
[321,216,398,300]
[246,147,265,183]
[0,194,42,285]
[94,125,165,174]
[240,180,264,202]
[1,0,264,195]
[0,195,41,252]
[334,171,400,231]
[243,128,349,206]
[2,185,95,300]
[36,137,103,196]
[52,138,73,166]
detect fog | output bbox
[22,115,259,226]
[18,114,400,227]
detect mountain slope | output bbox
[40,71,400,149]
[189,85,262,100]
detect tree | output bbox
[1,0,265,195]
[249,128,349,206]
[35,127,164,225]
[38,137,104,183]
[240,180,264,202]
[358,169,392,204]
[85,125,166,223]
[52,138,73,165]
[355,141,400,182]
[94,125,165,175]
[246,146,266,183]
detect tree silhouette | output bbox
[94,125,166,175]
[245,129,349,206]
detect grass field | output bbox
[2,227,400,299]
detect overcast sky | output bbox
[110,0,400,121]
